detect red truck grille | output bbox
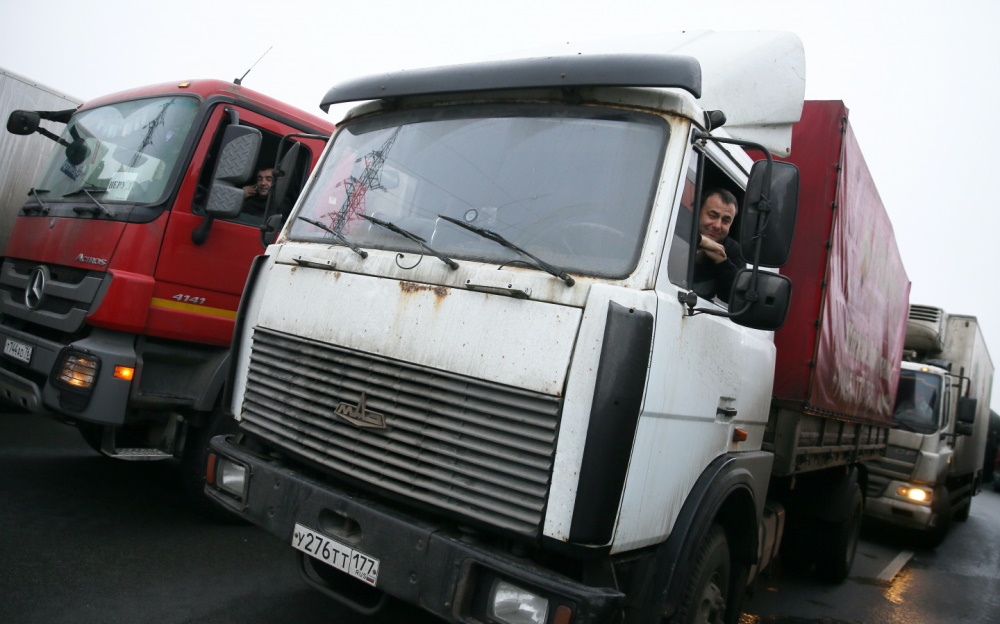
[239,326,561,537]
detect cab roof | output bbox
[320,31,804,156]
[79,79,335,135]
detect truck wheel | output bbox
[922,486,952,548]
[674,523,730,624]
[815,482,862,583]
[179,410,242,521]
[953,495,971,522]
[778,514,815,574]
[77,423,105,455]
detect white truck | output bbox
[865,306,995,545]
[0,68,79,254]
[205,33,909,623]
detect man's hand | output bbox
[243,184,256,199]
[698,235,728,263]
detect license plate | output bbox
[3,338,32,364]
[292,523,379,586]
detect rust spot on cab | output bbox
[398,281,449,302]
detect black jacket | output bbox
[692,237,745,304]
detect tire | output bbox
[921,485,952,548]
[179,410,242,522]
[815,482,862,583]
[77,423,106,455]
[674,523,731,624]
[778,514,814,575]
[953,494,971,522]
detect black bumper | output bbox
[207,434,624,623]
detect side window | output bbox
[666,146,745,307]
[192,114,313,228]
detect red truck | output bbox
[0,79,334,499]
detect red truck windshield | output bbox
[288,104,668,278]
[33,96,199,205]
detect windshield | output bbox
[892,370,942,434]
[33,96,199,204]
[288,104,668,278]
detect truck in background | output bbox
[865,306,994,546]
[0,68,80,254]
[206,34,908,623]
[0,79,334,501]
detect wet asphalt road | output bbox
[0,410,439,624]
[741,477,1000,624]
[3,408,999,624]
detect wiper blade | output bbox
[69,188,114,218]
[296,216,368,258]
[26,188,50,215]
[361,214,458,270]
[436,214,575,285]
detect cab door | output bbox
[150,104,322,346]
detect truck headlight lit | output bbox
[54,353,100,389]
[487,579,549,624]
[897,486,931,503]
[216,456,248,499]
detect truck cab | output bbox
[865,306,994,546]
[0,80,333,497]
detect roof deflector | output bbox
[320,54,702,111]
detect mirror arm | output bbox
[192,215,215,246]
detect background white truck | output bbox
[205,33,908,624]
[0,68,79,254]
[865,306,994,545]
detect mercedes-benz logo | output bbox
[25,266,50,311]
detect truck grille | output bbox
[866,444,918,492]
[0,259,107,333]
[239,326,562,537]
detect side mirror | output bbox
[956,422,974,436]
[7,110,40,135]
[729,269,792,330]
[740,160,799,268]
[957,396,978,424]
[205,125,262,219]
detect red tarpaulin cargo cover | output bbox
[760,101,910,426]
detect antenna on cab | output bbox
[234,46,273,85]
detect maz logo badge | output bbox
[334,392,386,429]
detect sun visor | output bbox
[520,31,806,157]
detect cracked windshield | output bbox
[289,104,669,278]
[34,96,199,205]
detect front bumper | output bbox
[0,324,134,424]
[864,485,935,531]
[207,434,624,624]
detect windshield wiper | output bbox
[65,187,114,218]
[296,216,368,258]
[361,214,459,270]
[436,214,575,285]
[25,188,50,215]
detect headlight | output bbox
[214,455,248,499]
[54,352,100,390]
[897,486,931,503]
[487,579,549,624]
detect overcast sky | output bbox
[3,0,999,408]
